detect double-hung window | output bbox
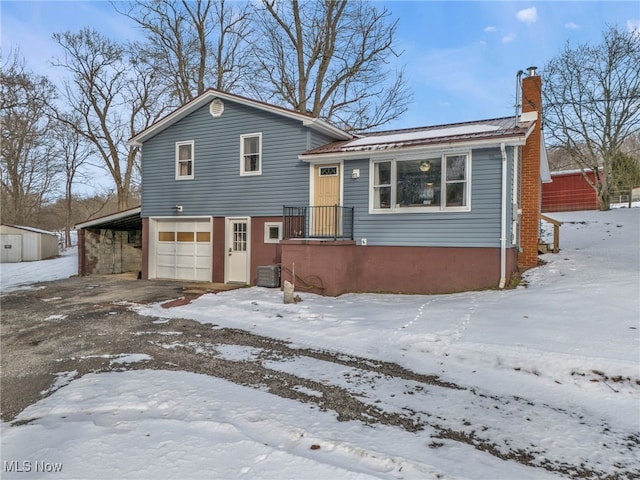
[371,153,470,212]
[373,160,392,209]
[175,141,194,180]
[240,133,262,176]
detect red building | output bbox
[542,170,599,212]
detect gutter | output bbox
[499,143,508,289]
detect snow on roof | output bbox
[550,168,601,176]
[347,123,502,148]
[302,117,533,157]
[3,225,58,236]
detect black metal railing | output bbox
[283,205,354,240]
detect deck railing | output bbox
[283,205,354,240]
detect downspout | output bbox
[499,143,508,288]
[512,146,519,246]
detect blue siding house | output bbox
[124,73,549,295]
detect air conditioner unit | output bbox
[257,265,281,288]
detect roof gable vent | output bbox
[209,99,224,118]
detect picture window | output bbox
[371,153,470,212]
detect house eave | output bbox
[302,118,353,140]
[128,90,351,147]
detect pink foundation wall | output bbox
[281,240,517,296]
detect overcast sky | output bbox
[2,1,639,130]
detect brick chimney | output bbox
[519,67,542,270]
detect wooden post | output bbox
[540,214,563,253]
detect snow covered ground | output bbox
[0,246,78,292]
[1,209,639,479]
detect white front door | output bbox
[226,218,250,284]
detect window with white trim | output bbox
[175,141,194,180]
[373,161,391,209]
[240,133,262,176]
[264,222,282,243]
[371,153,470,212]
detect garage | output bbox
[151,218,212,281]
[0,225,59,263]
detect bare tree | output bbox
[543,25,640,210]
[115,0,253,104]
[0,51,61,226]
[38,192,123,235]
[250,0,411,132]
[52,28,166,210]
[546,146,581,172]
[51,117,93,247]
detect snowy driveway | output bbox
[1,209,639,479]
[1,281,638,478]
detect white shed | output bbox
[0,225,59,263]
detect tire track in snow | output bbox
[130,317,638,480]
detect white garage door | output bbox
[155,219,212,281]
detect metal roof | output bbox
[301,116,534,158]
[74,207,142,231]
[1,225,57,236]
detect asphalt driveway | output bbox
[0,275,240,422]
[1,275,442,431]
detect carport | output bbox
[75,207,143,276]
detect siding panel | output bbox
[141,97,512,249]
[141,100,316,218]
[343,148,505,247]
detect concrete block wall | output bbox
[81,228,142,275]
